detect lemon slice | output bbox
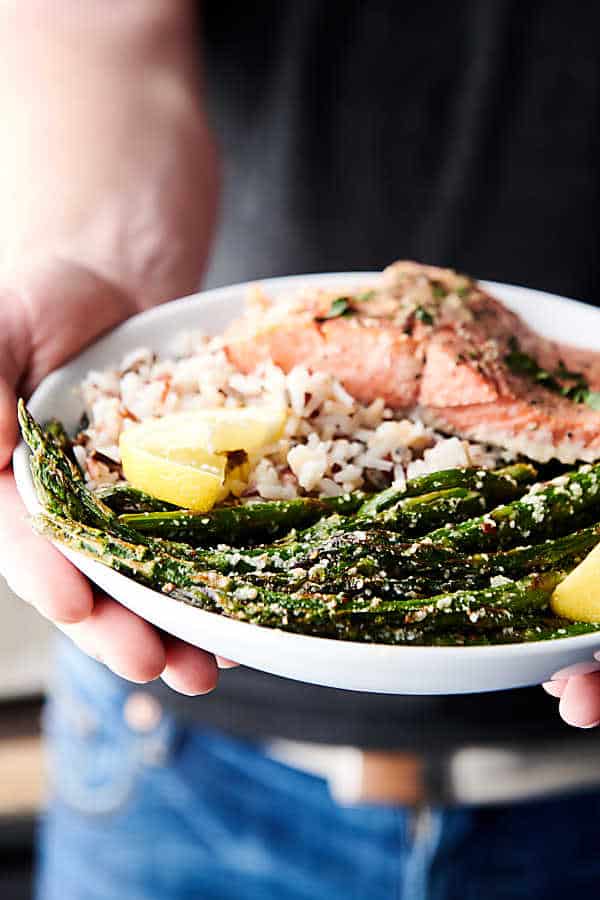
[119,442,226,511]
[551,543,600,622]
[123,405,286,454]
[119,405,285,512]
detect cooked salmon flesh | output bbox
[225,261,600,463]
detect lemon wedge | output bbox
[551,543,600,622]
[119,405,286,512]
[119,442,229,511]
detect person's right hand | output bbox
[0,260,229,695]
[0,3,226,694]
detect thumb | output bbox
[0,256,136,469]
[0,377,17,469]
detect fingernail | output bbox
[562,716,600,729]
[542,680,565,698]
[216,656,238,669]
[159,674,203,697]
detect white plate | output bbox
[13,274,600,694]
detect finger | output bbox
[0,469,94,623]
[0,378,17,469]
[61,593,166,684]
[542,679,567,698]
[216,656,240,669]
[558,672,600,728]
[161,638,218,696]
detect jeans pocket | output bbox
[44,688,146,818]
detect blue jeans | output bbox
[37,640,600,900]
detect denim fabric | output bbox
[37,639,600,900]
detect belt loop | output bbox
[327,748,365,805]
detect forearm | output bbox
[0,1,219,306]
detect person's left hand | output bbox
[543,669,600,727]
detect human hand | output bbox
[0,4,227,694]
[543,666,600,728]
[0,260,230,694]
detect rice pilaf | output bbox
[76,322,509,500]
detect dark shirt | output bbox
[150,0,600,748]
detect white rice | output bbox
[77,330,508,498]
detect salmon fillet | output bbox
[224,261,600,463]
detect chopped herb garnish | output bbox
[504,350,539,378]
[315,297,352,322]
[225,449,249,474]
[565,383,589,404]
[415,306,434,325]
[356,290,375,302]
[431,284,447,299]
[555,360,584,381]
[586,391,600,410]
[505,340,600,409]
[456,285,471,298]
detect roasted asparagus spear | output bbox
[358,463,537,516]
[120,492,367,545]
[422,465,600,553]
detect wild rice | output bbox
[77,330,509,498]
